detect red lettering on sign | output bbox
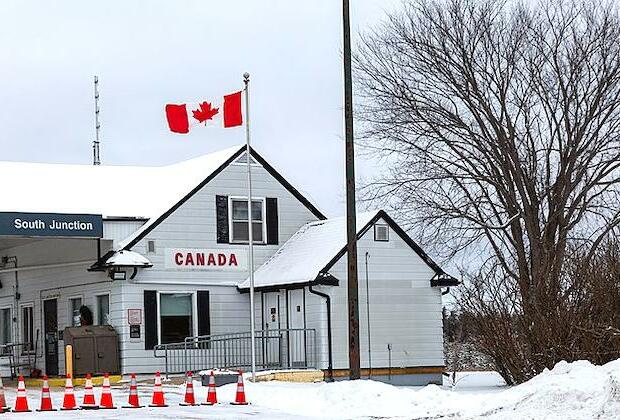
[170,250,243,269]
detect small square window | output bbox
[374,224,389,242]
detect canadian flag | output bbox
[165,91,243,134]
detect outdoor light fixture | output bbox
[111,270,127,281]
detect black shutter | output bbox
[216,195,229,243]
[266,197,279,245]
[197,291,211,337]
[144,290,158,350]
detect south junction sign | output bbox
[0,212,103,238]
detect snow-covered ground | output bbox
[2,359,619,419]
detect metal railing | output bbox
[0,342,35,378]
[154,328,316,376]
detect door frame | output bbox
[42,298,59,377]
[286,288,307,367]
[261,291,282,367]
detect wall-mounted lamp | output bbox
[111,270,127,281]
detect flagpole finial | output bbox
[243,72,250,83]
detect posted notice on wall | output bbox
[165,248,248,271]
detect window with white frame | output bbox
[96,294,110,325]
[69,297,82,327]
[229,198,265,243]
[21,304,34,353]
[0,307,12,349]
[159,293,194,344]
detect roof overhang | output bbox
[238,272,339,293]
[430,273,460,287]
[320,210,457,288]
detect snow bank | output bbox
[203,359,620,419]
[6,359,616,419]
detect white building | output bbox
[0,145,457,385]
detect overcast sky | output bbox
[0,0,402,217]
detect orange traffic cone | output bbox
[149,371,167,407]
[0,375,10,411]
[61,373,77,411]
[99,373,116,409]
[179,371,197,406]
[202,370,218,406]
[123,373,143,408]
[81,373,98,409]
[37,375,56,412]
[12,375,31,412]
[230,371,249,405]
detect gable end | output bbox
[319,210,458,286]
[122,146,326,251]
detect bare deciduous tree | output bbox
[355,0,620,384]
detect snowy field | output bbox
[2,359,619,419]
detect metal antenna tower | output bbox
[93,75,101,165]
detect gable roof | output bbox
[118,146,326,250]
[0,145,326,251]
[238,210,458,291]
[0,145,243,219]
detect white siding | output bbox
[103,220,145,249]
[0,238,116,376]
[129,163,320,285]
[308,217,444,370]
[118,160,321,373]
[0,157,446,378]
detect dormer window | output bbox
[229,197,265,243]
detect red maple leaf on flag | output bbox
[192,102,219,123]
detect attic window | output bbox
[374,224,389,242]
[147,240,156,254]
[233,152,258,165]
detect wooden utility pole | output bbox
[342,0,361,380]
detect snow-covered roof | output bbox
[0,145,244,248]
[103,250,152,267]
[238,211,379,290]
[0,144,243,219]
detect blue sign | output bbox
[0,212,103,238]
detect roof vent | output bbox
[374,224,389,242]
[233,152,257,165]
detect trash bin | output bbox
[63,325,120,376]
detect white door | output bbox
[262,292,280,366]
[288,289,307,367]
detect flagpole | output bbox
[243,72,257,382]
